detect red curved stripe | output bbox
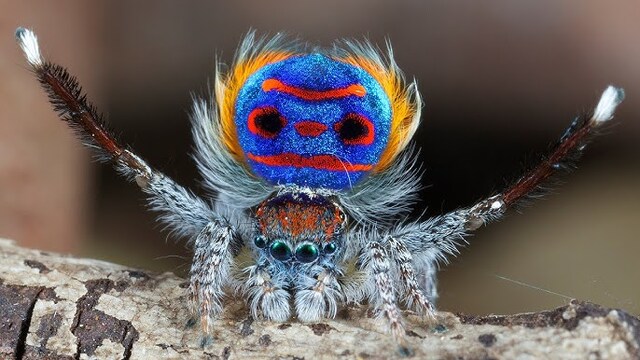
[248,152,372,172]
[262,79,366,101]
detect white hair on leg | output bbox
[294,266,343,322]
[15,27,43,68]
[592,86,625,124]
[243,260,291,322]
[189,221,236,333]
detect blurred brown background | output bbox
[1,1,638,317]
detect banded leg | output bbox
[386,236,435,317]
[244,260,291,322]
[294,266,343,322]
[189,220,237,332]
[15,28,214,238]
[366,241,406,344]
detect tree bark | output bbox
[1,238,638,360]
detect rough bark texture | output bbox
[0,238,638,360]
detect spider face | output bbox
[254,191,345,265]
[235,54,393,189]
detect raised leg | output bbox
[15,28,215,238]
[398,86,624,257]
[351,86,625,348]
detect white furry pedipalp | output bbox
[15,27,43,67]
[592,86,625,123]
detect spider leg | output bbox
[294,264,343,322]
[244,259,291,322]
[499,87,624,209]
[400,86,625,257]
[417,256,439,304]
[466,86,625,231]
[188,220,237,333]
[362,87,625,329]
[16,28,215,238]
[365,241,406,345]
[386,236,435,317]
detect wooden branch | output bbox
[1,238,638,359]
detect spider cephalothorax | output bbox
[244,190,348,321]
[17,27,624,352]
[254,191,346,262]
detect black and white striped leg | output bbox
[366,241,406,344]
[189,220,237,333]
[386,236,436,317]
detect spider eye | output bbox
[295,243,319,263]
[334,113,374,146]
[254,235,267,248]
[270,240,292,261]
[323,242,337,255]
[248,106,286,138]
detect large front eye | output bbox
[270,240,292,261]
[334,113,374,145]
[248,106,286,138]
[295,243,319,263]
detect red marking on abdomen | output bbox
[294,121,328,137]
[334,113,375,146]
[248,152,372,172]
[247,106,286,138]
[262,78,366,101]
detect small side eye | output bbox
[323,242,337,255]
[248,106,286,138]
[334,113,374,146]
[254,235,267,248]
